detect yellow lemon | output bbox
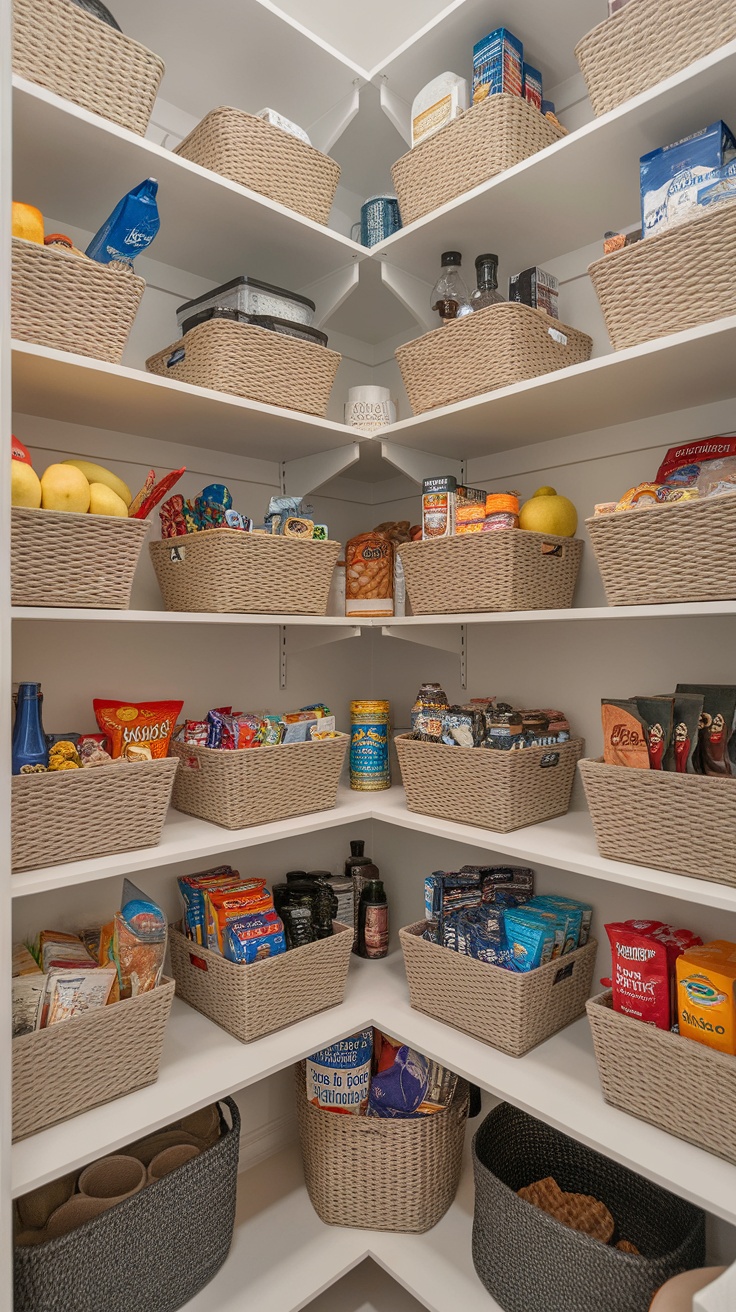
[40,464,91,514]
[11,460,42,508]
[62,460,132,507]
[89,482,128,517]
[12,202,44,244]
[520,489,578,537]
[532,485,557,497]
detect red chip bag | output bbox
[625,920,702,1023]
[605,922,671,1030]
[93,699,183,760]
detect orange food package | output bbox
[93,699,183,760]
[204,880,272,954]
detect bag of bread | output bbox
[345,533,393,617]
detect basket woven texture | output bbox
[146,318,341,417]
[13,1097,239,1312]
[13,977,175,1141]
[586,496,736,605]
[12,0,164,134]
[150,533,341,614]
[400,923,597,1057]
[12,507,150,609]
[399,533,582,614]
[169,734,348,829]
[170,920,353,1043]
[588,204,736,351]
[472,1103,705,1312]
[391,94,565,227]
[587,991,736,1167]
[579,757,736,885]
[396,303,592,415]
[575,0,736,117]
[12,237,145,363]
[395,733,584,833]
[12,757,178,873]
[174,106,341,224]
[296,1062,468,1232]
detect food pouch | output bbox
[676,684,736,775]
[368,1032,430,1118]
[666,693,703,774]
[676,940,736,1055]
[635,696,673,770]
[656,435,736,485]
[93,699,183,760]
[345,533,393,617]
[626,920,702,1024]
[530,897,583,955]
[306,1029,373,1113]
[537,896,592,947]
[113,879,167,998]
[504,908,556,971]
[601,699,650,768]
[223,912,286,963]
[605,922,671,1029]
[178,866,239,943]
[484,866,534,906]
[204,881,273,953]
[42,967,117,1027]
[86,177,160,265]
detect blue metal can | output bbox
[350,700,390,791]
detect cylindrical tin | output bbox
[350,700,390,791]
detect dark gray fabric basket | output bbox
[14,1097,240,1312]
[472,1104,705,1312]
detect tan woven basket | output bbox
[588,204,736,351]
[587,991,736,1165]
[174,107,341,225]
[150,532,341,614]
[12,237,145,363]
[575,0,736,117]
[296,1062,469,1232]
[146,319,341,418]
[579,757,736,886]
[12,507,150,608]
[12,758,178,873]
[170,921,353,1043]
[401,923,597,1057]
[586,496,736,605]
[169,734,348,830]
[396,733,584,833]
[392,94,565,227]
[399,533,582,614]
[13,0,164,134]
[396,304,592,416]
[13,977,175,1141]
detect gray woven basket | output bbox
[296,1062,468,1232]
[12,507,150,608]
[472,1103,705,1312]
[399,533,582,614]
[150,533,341,614]
[13,1098,239,1312]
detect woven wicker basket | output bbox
[472,1104,705,1312]
[13,0,164,134]
[579,757,736,886]
[586,496,736,605]
[169,734,348,830]
[400,923,597,1057]
[396,304,592,415]
[12,237,145,363]
[174,106,341,224]
[146,319,341,417]
[588,991,736,1166]
[392,94,565,227]
[575,0,736,117]
[399,533,582,614]
[12,507,150,609]
[170,921,353,1043]
[13,978,175,1140]
[12,757,178,873]
[395,734,584,833]
[296,1062,468,1232]
[150,532,341,614]
[589,204,736,351]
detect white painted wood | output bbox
[696,1265,736,1311]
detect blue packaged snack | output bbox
[424,870,480,919]
[86,177,160,265]
[224,911,286,964]
[368,1039,429,1118]
[698,158,736,210]
[306,1029,373,1112]
[522,63,542,111]
[640,122,736,237]
[533,895,592,949]
[201,483,233,511]
[504,907,556,971]
[482,866,534,906]
[473,27,523,97]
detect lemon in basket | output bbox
[11,460,42,509]
[519,487,577,537]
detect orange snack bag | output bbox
[204,880,271,954]
[93,699,183,760]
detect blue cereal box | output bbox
[522,63,542,112]
[223,912,286,963]
[472,27,523,98]
[640,121,736,237]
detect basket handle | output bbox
[552,958,577,986]
[540,541,566,560]
[189,951,208,972]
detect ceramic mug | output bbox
[345,385,396,431]
[351,195,401,247]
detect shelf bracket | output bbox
[279,625,362,689]
[308,83,361,155]
[301,263,362,328]
[281,444,360,497]
[380,623,468,690]
[379,262,435,332]
[379,442,463,487]
[377,78,411,145]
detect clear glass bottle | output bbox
[430,251,471,325]
[471,253,505,310]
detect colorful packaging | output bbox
[656,435,736,485]
[93,699,182,760]
[204,881,272,954]
[627,919,702,1023]
[12,974,46,1037]
[345,533,393,617]
[509,267,559,319]
[86,177,160,265]
[522,63,542,111]
[601,698,650,768]
[505,907,556,971]
[224,912,286,963]
[635,696,673,770]
[485,866,534,906]
[676,941,736,1055]
[42,967,117,1027]
[422,476,456,539]
[676,684,736,776]
[455,485,487,534]
[368,1032,430,1118]
[530,897,583,955]
[536,895,592,947]
[472,27,523,98]
[306,1029,373,1114]
[606,922,671,1029]
[640,121,736,237]
[424,871,480,919]
[112,879,167,999]
[666,693,703,774]
[178,867,240,943]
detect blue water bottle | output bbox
[12,682,48,774]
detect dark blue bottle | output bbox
[12,683,48,775]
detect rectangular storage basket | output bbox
[395,733,584,833]
[296,1062,468,1232]
[170,920,353,1042]
[12,506,150,609]
[13,1097,238,1312]
[13,977,175,1140]
[398,532,582,614]
[588,204,736,351]
[400,922,597,1057]
[575,0,736,117]
[12,757,178,873]
[13,0,164,135]
[392,94,565,227]
[579,757,736,886]
[174,106,341,224]
[169,733,348,830]
[150,532,341,614]
[12,237,145,363]
[472,1103,705,1312]
[146,318,341,417]
[396,304,592,416]
[587,991,736,1166]
[586,495,736,605]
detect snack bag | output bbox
[676,941,736,1055]
[224,912,286,964]
[537,895,592,947]
[530,897,584,955]
[601,699,650,768]
[368,1032,430,1118]
[635,696,673,770]
[204,880,272,954]
[676,684,736,775]
[504,907,556,971]
[605,922,671,1029]
[112,879,167,999]
[178,866,239,943]
[93,699,183,760]
[626,919,702,1023]
[306,1029,373,1113]
[42,967,117,1027]
[665,693,703,773]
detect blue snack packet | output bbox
[86,177,160,265]
[368,1041,429,1118]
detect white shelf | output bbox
[11,609,364,627]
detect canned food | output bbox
[350,700,390,791]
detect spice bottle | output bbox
[431,251,471,325]
[345,840,379,953]
[471,253,505,310]
[358,880,389,959]
[12,682,48,775]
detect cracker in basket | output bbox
[616,1239,640,1255]
[553,1190,615,1244]
[518,1177,565,1211]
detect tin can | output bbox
[350,700,390,791]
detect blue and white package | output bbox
[86,177,160,265]
[306,1029,373,1113]
[504,907,555,971]
[640,122,736,237]
[223,912,286,964]
[368,1042,429,1118]
[698,158,736,211]
[472,27,523,98]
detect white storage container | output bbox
[176,276,315,330]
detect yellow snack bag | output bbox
[676,941,736,1055]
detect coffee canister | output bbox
[350,700,390,790]
[351,195,402,247]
